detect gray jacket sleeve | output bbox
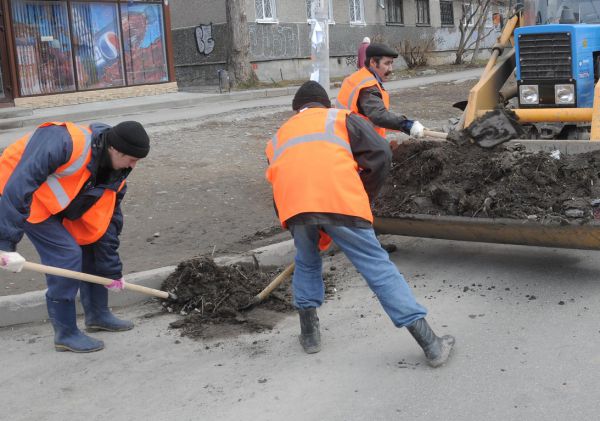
[357,86,413,134]
[346,113,392,202]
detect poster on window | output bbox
[121,3,168,85]
[72,2,124,90]
[11,0,75,96]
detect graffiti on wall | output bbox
[195,23,215,55]
[249,24,300,59]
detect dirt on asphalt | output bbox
[159,256,338,340]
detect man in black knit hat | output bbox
[0,120,149,353]
[266,81,455,367]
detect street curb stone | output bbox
[0,240,295,328]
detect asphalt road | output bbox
[2,235,600,420]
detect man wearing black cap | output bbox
[336,42,425,143]
[0,120,150,353]
[265,81,455,367]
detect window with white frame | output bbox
[349,0,364,24]
[440,1,454,26]
[255,0,276,22]
[386,0,403,24]
[416,0,430,25]
[306,0,334,23]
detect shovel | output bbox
[447,108,525,149]
[21,261,178,301]
[238,262,295,311]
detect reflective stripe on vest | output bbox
[335,74,377,110]
[270,109,352,163]
[44,127,92,209]
[335,68,389,138]
[265,107,373,230]
[0,122,93,223]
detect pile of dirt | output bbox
[161,257,337,339]
[373,140,600,223]
[161,257,292,338]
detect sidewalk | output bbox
[0,67,482,148]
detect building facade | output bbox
[170,0,507,87]
[0,0,176,108]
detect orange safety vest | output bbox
[0,122,125,245]
[265,108,373,250]
[335,67,390,138]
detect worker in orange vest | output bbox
[266,81,454,367]
[336,43,425,142]
[0,121,150,353]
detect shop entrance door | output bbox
[0,4,13,102]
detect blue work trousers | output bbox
[289,224,427,328]
[24,215,97,301]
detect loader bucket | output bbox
[374,215,600,250]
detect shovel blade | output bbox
[466,108,524,149]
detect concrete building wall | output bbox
[169,0,226,28]
[170,0,503,86]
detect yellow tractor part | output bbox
[460,11,600,141]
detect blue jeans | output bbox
[289,224,427,327]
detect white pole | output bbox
[310,0,330,95]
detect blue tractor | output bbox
[461,0,600,140]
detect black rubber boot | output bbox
[80,283,134,332]
[298,308,321,354]
[406,318,455,368]
[46,296,104,353]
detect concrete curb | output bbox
[0,240,295,328]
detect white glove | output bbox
[410,121,425,138]
[0,251,26,273]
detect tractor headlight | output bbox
[555,84,575,104]
[519,85,539,105]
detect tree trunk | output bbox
[226,0,257,87]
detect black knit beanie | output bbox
[106,121,150,158]
[292,81,331,111]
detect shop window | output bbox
[120,2,168,85]
[11,0,75,96]
[386,0,403,24]
[440,1,454,26]
[71,2,125,90]
[416,0,430,25]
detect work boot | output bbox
[80,283,134,332]
[298,308,321,354]
[406,318,455,368]
[46,296,104,353]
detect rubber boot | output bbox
[298,308,321,354]
[406,318,455,368]
[46,296,104,353]
[80,283,134,332]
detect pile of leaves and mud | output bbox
[373,140,600,223]
[161,257,336,339]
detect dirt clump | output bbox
[373,140,600,223]
[161,256,337,339]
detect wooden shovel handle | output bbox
[423,129,449,140]
[256,262,295,301]
[22,261,169,299]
